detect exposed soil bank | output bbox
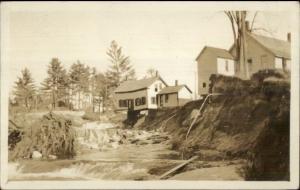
[139,70,290,180]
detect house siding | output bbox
[147,80,166,109]
[197,49,218,95]
[229,34,276,76]
[114,89,148,111]
[158,93,178,108]
[216,58,235,76]
[178,87,192,106]
[158,87,192,108]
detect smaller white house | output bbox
[157,81,192,108]
[114,76,168,111]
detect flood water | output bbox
[8,121,182,181]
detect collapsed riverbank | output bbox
[137,70,290,180]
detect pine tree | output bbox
[69,61,90,109]
[94,72,108,112]
[14,68,36,109]
[106,40,136,88]
[41,58,69,109]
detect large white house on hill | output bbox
[196,21,291,96]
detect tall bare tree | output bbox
[144,67,158,78]
[225,11,258,79]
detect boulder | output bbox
[48,154,57,160]
[32,151,42,159]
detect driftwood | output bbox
[159,155,199,180]
[159,112,177,130]
[9,119,23,130]
[185,93,222,140]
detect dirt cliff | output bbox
[139,70,290,180]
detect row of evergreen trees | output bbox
[12,41,136,111]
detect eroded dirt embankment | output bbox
[138,70,290,180]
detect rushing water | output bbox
[8,121,181,181]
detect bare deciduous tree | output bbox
[225,11,259,79]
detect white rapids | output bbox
[8,121,180,181]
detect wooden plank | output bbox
[159,155,199,180]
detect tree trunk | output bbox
[78,90,81,110]
[52,90,56,109]
[240,11,249,79]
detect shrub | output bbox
[82,111,100,121]
[9,112,76,160]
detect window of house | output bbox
[135,98,141,106]
[151,97,156,104]
[248,58,253,72]
[225,60,229,72]
[119,100,127,107]
[275,57,283,69]
[154,84,158,92]
[165,94,169,103]
[203,82,206,88]
[285,59,291,71]
[141,97,146,105]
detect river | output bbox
[8,121,183,181]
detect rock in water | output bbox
[48,155,57,160]
[32,151,42,159]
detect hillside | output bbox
[138,70,290,180]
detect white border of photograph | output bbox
[1,1,299,189]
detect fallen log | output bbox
[9,119,23,130]
[158,155,199,180]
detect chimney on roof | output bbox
[175,80,178,86]
[287,33,291,42]
[245,21,250,32]
[155,71,159,77]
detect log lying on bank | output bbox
[159,156,199,180]
[9,112,76,160]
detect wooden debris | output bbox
[185,93,222,140]
[158,155,199,180]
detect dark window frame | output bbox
[151,97,156,104]
[165,94,169,103]
[225,60,229,72]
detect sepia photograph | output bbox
[0,1,299,189]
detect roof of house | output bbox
[157,85,192,95]
[114,76,167,93]
[195,46,234,61]
[249,33,291,59]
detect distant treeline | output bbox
[11,40,136,112]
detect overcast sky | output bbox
[2,2,294,96]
